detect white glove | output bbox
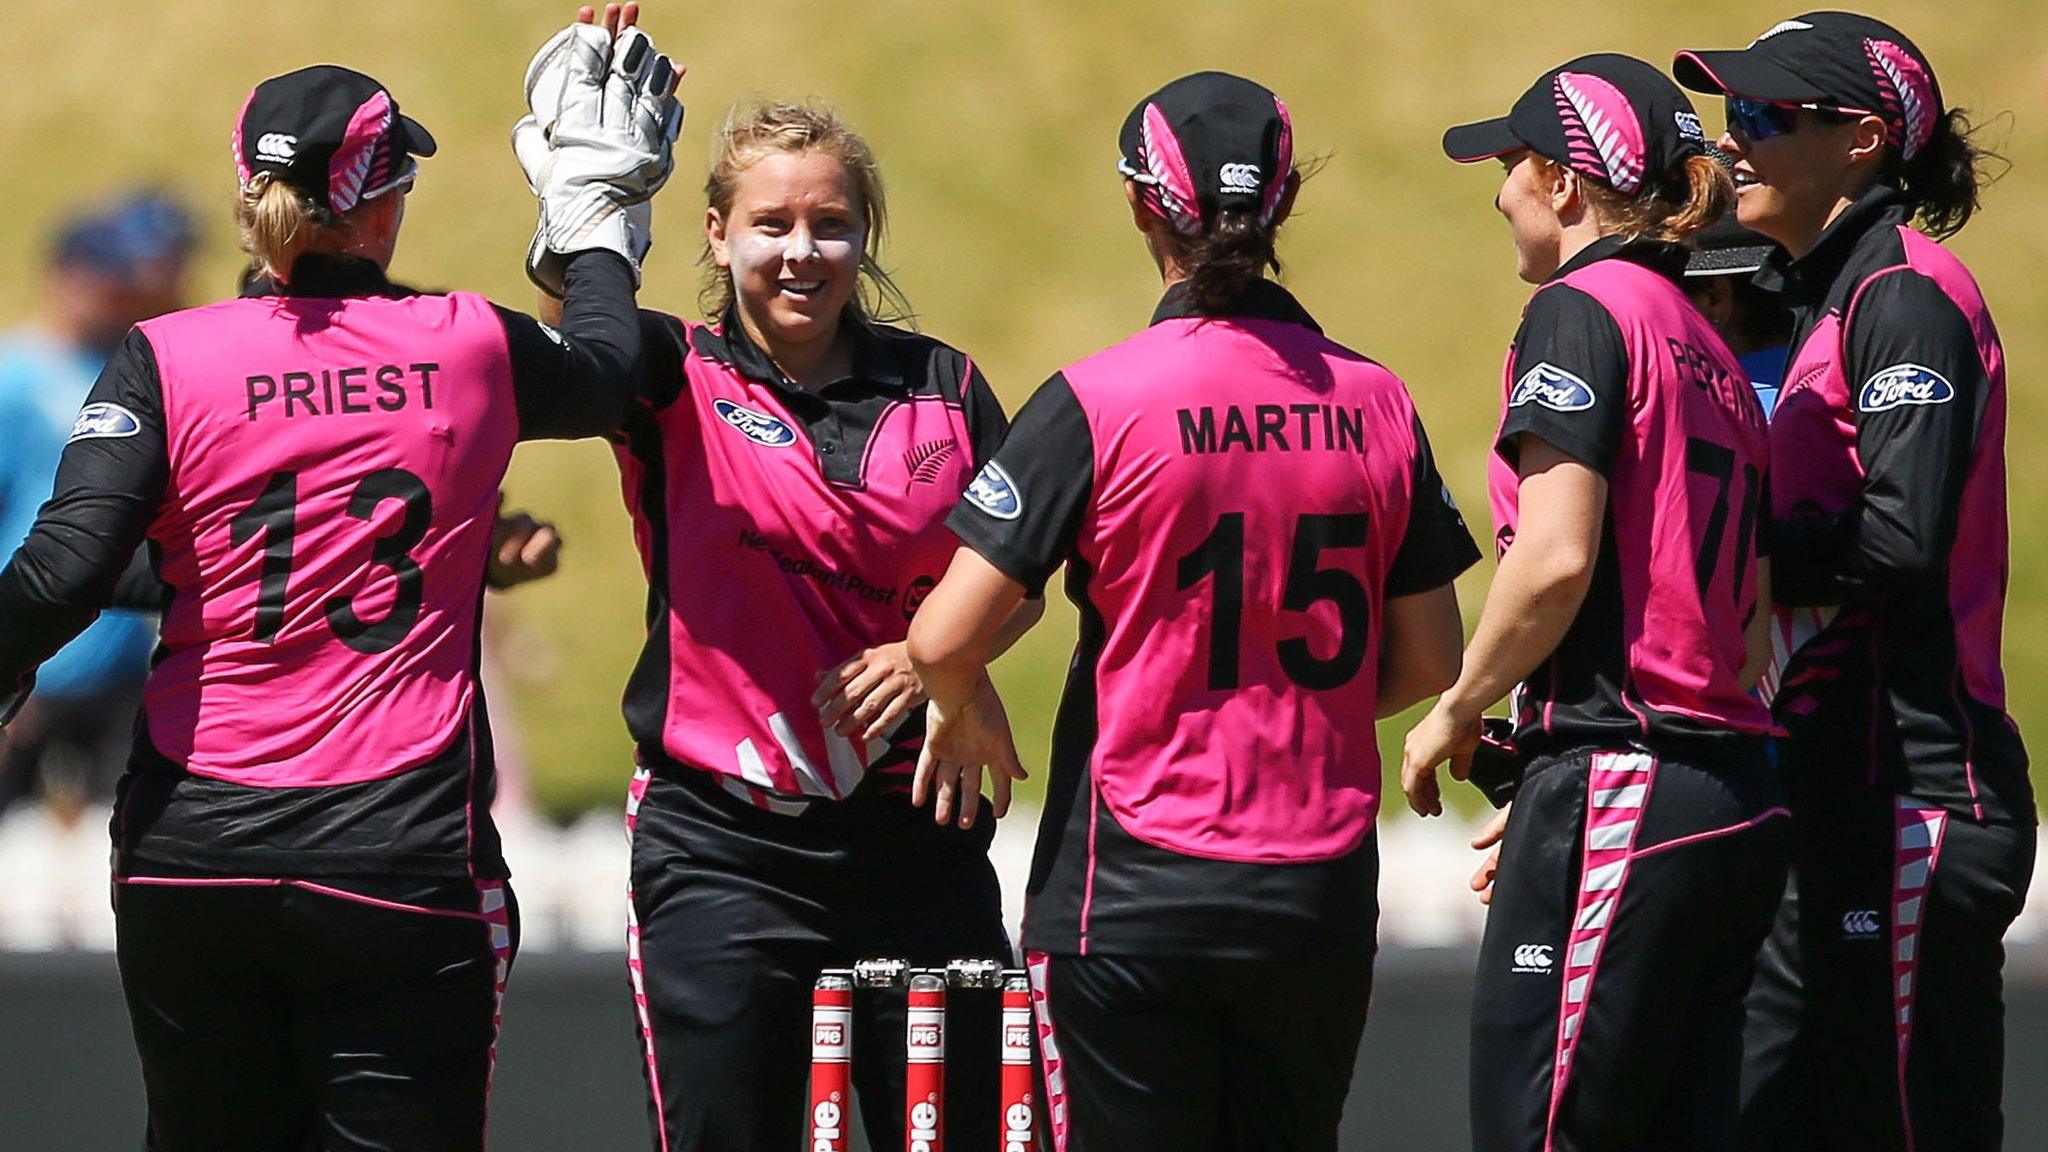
[512,23,683,296]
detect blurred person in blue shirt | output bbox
[1682,216,1792,417]
[0,193,196,819]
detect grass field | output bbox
[3,1,2042,817]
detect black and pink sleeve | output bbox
[946,371,1093,597]
[0,329,170,706]
[1494,285,1630,475]
[1771,269,1989,605]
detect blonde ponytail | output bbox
[236,174,327,281]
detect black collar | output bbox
[240,254,413,300]
[1752,184,1913,302]
[692,304,912,394]
[1148,278,1324,333]
[1546,234,1690,285]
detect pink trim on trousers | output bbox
[1545,751,1657,1152]
[1026,951,1073,1152]
[624,766,674,1152]
[1891,800,1949,1152]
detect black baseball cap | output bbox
[1675,12,1941,160]
[1684,214,1781,278]
[1118,71,1294,237]
[233,65,437,219]
[1443,53,1710,194]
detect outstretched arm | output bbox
[0,331,170,716]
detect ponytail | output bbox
[1580,153,1733,244]
[1175,208,1282,314]
[1888,107,2000,241]
[235,173,328,282]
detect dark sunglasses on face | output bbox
[1724,96,1869,143]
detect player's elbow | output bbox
[905,615,965,681]
[1526,539,1598,602]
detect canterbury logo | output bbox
[1842,909,1882,937]
[1219,162,1262,194]
[903,439,957,486]
[1512,944,1554,972]
[254,133,298,163]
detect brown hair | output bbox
[699,99,912,324]
[1153,161,1317,315]
[1886,107,2001,240]
[1167,208,1284,314]
[1575,153,1733,244]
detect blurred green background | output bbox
[3,1,2040,818]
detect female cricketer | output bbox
[602,94,1038,1152]
[909,71,1480,1152]
[1676,13,2034,1150]
[0,16,679,1149]
[1411,53,1787,1152]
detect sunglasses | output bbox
[1723,96,1871,143]
[361,158,420,202]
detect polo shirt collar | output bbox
[1149,277,1324,333]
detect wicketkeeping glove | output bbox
[512,23,683,296]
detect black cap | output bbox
[1118,71,1294,237]
[1675,12,1941,160]
[233,65,437,219]
[1442,53,1709,194]
[1684,214,1781,278]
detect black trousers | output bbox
[1740,766,2036,1152]
[1028,948,1375,1152]
[115,876,516,1152]
[626,767,1011,1152]
[1470,746,1789,1152]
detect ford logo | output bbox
[68,402,142,442]
[713,398,797,448]
[1509,363,1596,413]
[1857,364,1955,413]
[965,462,1022,521]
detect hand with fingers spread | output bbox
[513,2,685,295]
[813,643,924,745]
[1470,806,1510,905]
[912,676,1028,830]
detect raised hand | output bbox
[513,4,684,295]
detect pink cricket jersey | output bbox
[1489,237,1772,750]
[137,289,516,787]
[616,311,1007,810]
